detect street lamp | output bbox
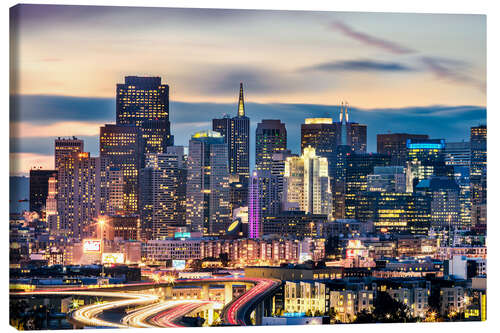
[98,218,106,278]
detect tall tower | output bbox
[54,137,84,170]
[100,124,142,214]
[255,120,287,172]
[186,131,231,236]
[116,76,173,166]
[212,82,250,194]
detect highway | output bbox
[11,277,281,328]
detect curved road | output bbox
[11,277,281,328]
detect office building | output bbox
[212,82,250,189]
[140,147,187,240]
[29,168,57,215]
[367,166,411,193]
[186,131,231,236]
[415,176,461,229]
[406,138,449,184]
[470,125,486,230]
[283,147,332,218]
[54,137,84,170]
[255,120,287,172]
[377,133,429,166]
[248,171,280,238]
[445,141,471,166]
[100,124,142,214]
[56,152,104,239]
[116,76,173,164]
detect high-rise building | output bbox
[445,141,471,166]
[255,120,287,172]
[301,118,338,178]
[99,167,124,216]
[100,124,142,214]
[283,147,332,218]
[271,149,296,205]
[377,133,429,166]
[45,174,59,235]
[186,131,231,236]
[116,76,173,165]
[406,138,449,185]
[29,168,57,215]
[367,166,411,193]
[470,125,486,230]
[140,147,187,240]
[357,191,431,235]
[248,171,280,238]
[56,152,104,239]
[54,137,84,170]
[415,176,461,228]
[344,153,391,219]
[212,82,250,189]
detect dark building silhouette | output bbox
[377,133,429,166]
[29,169,57,215]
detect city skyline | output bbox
[9,5,486,176]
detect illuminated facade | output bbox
[100,124,142,214]
[470,125,486,230]
[56,152,104,239]
[186,131,231,236]
[54,137,84,170]
[283,147,332,218]
[140,147,187,240]
[367,166,411,193]
[406,138,448,183]
[116,76,173,165]
[248,171,280,238]
[344,153,391,219]
[256,120,287,172]
[212,82,250,193]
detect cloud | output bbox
[10,152,54,176]
[10,121,102,138]
[303,59,413,72]
[330,21,415,55]
[420,56,486,93]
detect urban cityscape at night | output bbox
[9,4,486,330]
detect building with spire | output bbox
[212,82,250,207]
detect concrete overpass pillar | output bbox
[255,302,264,326]
[224,284,233,305]
[202,284,209,300]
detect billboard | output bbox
[102,252,125,264]
[172,259,186,270]
[83,239,102,253]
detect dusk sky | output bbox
[9,4,486,176]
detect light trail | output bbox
[150,301,212,328]
[122,300,188,328]
[14,291,158,328]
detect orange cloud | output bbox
[10,121,102,138]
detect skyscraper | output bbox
[301,118,338,179]
[283,147,332,218]
[100,124,142,214]
[140,147,187,240]
[255,120,287,172]
[116,76,173,165]
[444,141,471,166]
[212,82,250,197]
[29,168,57,215]
[54,137,84,170]
[377,133,429,166]
[56,152,103,239]
[406,138,448,185]
[248,171,280,239]
[186,131,231,236]
[470,125,487,230]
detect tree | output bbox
[353,292,416,324]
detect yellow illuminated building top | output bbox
[192,130,223,139]
[305,118,333,125]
